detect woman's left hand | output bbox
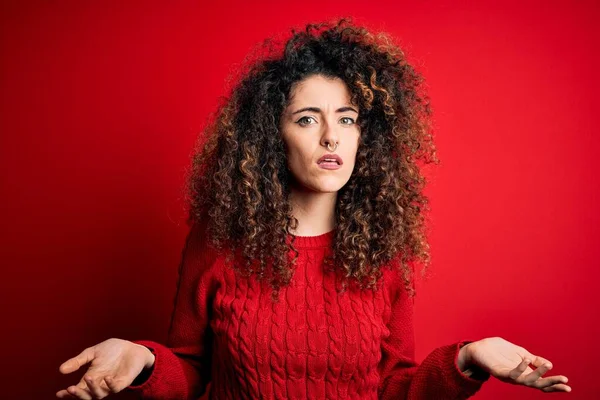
[461,336,571,393]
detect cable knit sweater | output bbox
[126,224,489,399]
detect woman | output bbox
[56,17,571,399]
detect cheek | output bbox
[287,152,312,178]
[286,141,312,165]
[284,147,303,175]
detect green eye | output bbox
[296,116,356,126]
[297,116,316,126]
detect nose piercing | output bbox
[327,142,338,152]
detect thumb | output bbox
[59,347,95,374]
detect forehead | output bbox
[288,75,353,105]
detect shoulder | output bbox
[379,259,415,305]
[179,221,227,283]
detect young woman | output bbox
[57,17,571,399]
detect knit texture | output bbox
[126,224,489,399]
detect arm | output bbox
[377,271,490,400]
[125,222,220,400]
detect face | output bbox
[280,74,360,194]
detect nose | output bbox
[320,118,340,151]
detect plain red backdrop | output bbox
[1,1,597,399]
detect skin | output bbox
[280,74,361,236]
[56,73,572,398]
[282,74,573,394]
[459,337,571,392]
[56,338,155,399]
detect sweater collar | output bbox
[287,228,335,249]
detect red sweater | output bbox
[126,224,489,399]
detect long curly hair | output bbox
[183,17,438,299]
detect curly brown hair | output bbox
[182,17,438,299]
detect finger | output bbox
[84,375,110,399]
[509,357,531,380]
[528,374,569,390]
[522,359,553,385]
[77,380,94,399]
[104,375,127,393]
[530,355,553,370]
[55,389,77,399]
[65,385,92,400]
[541,383,572,393]
[59,347,95,374]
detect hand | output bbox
[463,337,571,393]
[56,338,156,399]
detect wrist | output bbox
[146,352,156,369]
[457,341,490,381]
[145,349,156,369]
[135,343,156,369]
[457,342,473,372]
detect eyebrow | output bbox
[291,106,359,115]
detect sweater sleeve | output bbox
[125,222,220,400]
[377,271,490,400]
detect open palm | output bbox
[467,337,571,393]
[57,338,151,399]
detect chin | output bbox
[314,179,349,193]
[291,172,351,193]
[316,187,342,193]
[295,181,342,193]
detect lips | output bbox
[317,154,343,165]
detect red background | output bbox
[1,1,597,399]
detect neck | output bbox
[288,184,337,236]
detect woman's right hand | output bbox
[56,338,156,399]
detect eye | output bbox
[296,116,316,126]
[340,117,355,125]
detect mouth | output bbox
[317,155,343,165]
[317,160,341,165]
[317,160,342,170]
